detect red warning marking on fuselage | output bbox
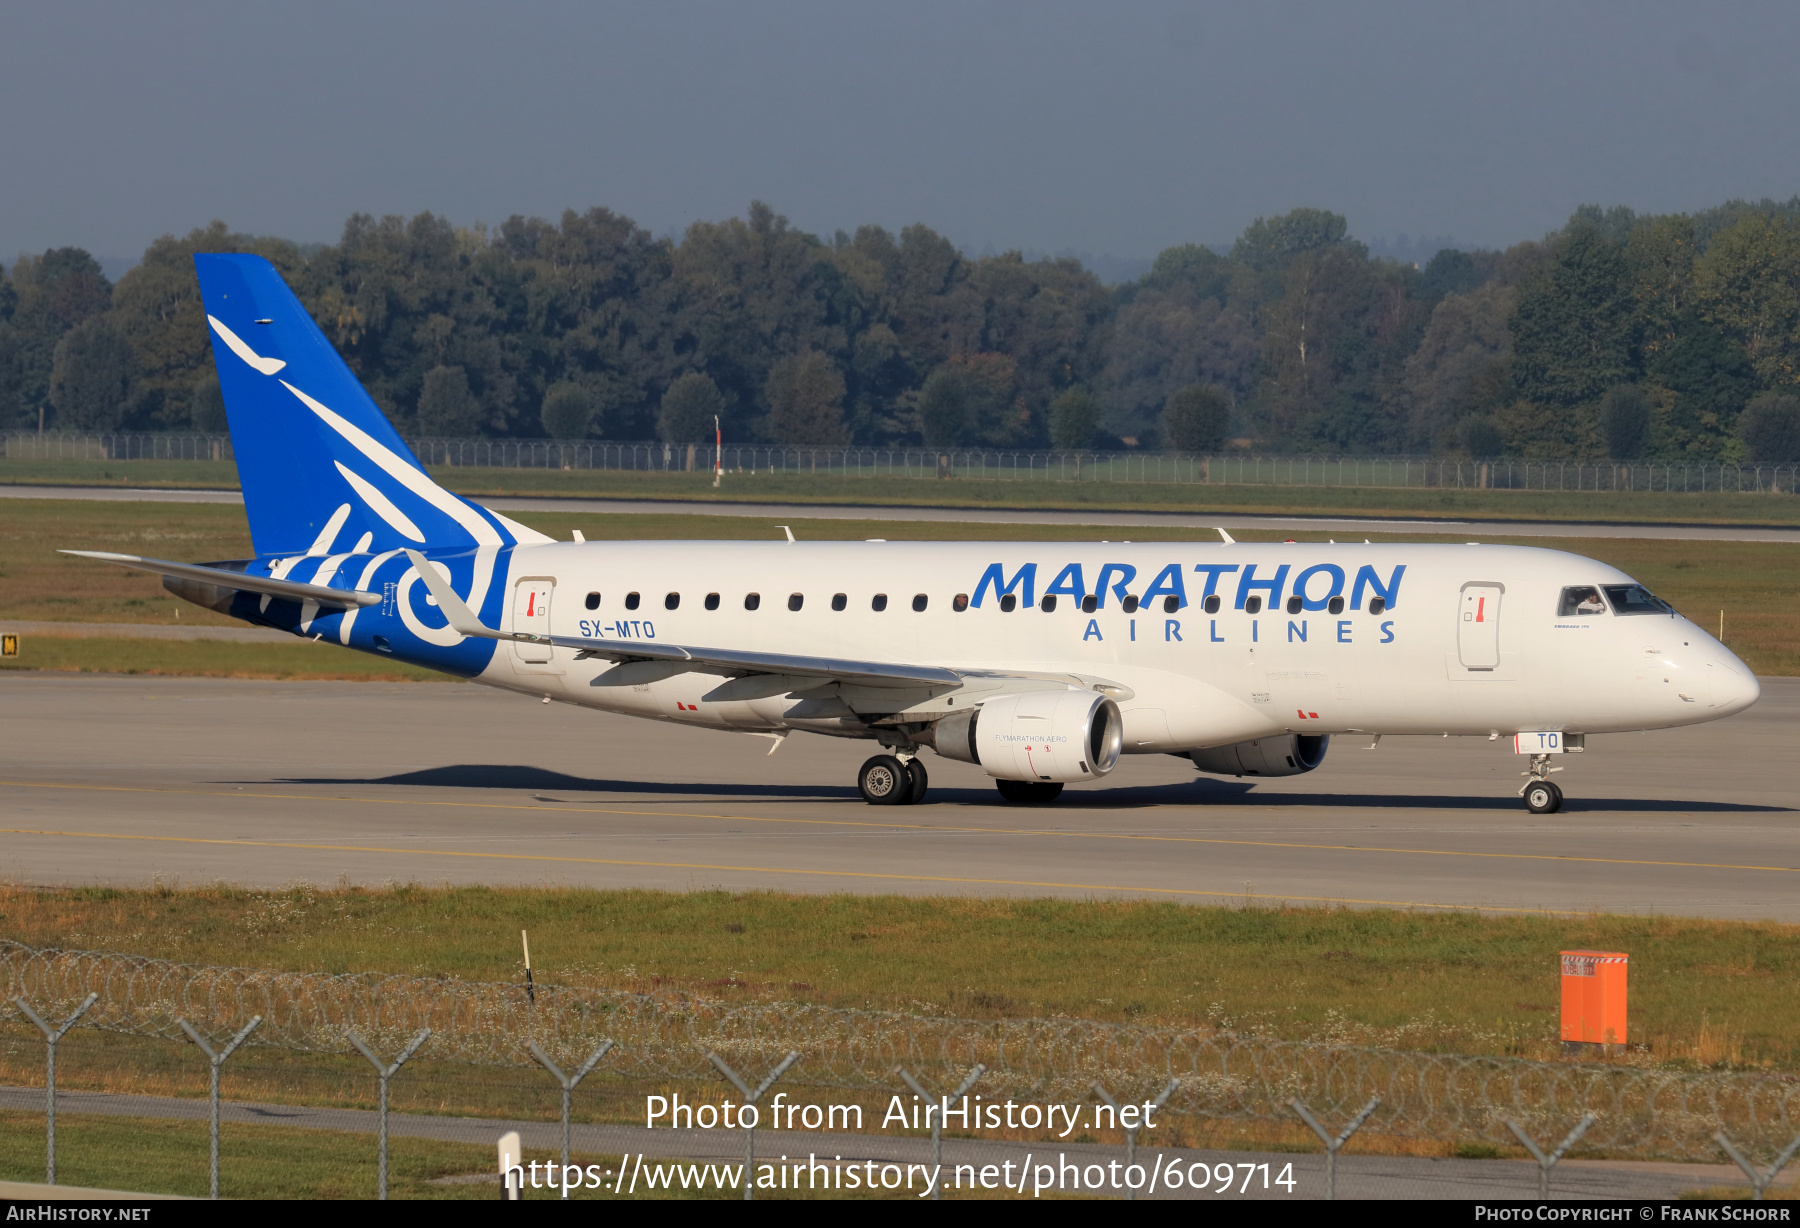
[1296,710,1320,720]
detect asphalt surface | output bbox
[2,673,1795,920]
[7,482,1800,542]
[0,1086,1762,1200]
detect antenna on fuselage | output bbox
[777,525,796,543]
[1216,527,1236,544]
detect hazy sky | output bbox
[5,2,1798,265]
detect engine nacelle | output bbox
[1188,734,1329,778]
[930,689,1123,782]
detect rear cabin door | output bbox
[512,579,554,664]
[1457,583,1502,669]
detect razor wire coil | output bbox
[6,941,1798,1161]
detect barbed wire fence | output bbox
[5,940,1800,1170]
[7,431,1798,495]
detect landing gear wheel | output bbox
[1523,780,1563,814]
[858,755,909,805]
[904,759,929,805]
[995,779,1065,804]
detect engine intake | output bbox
[930,689,1122,782]
[1189,734,1329,778]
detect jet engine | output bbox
[1188,734,1328,778]
[929,689,1122,782]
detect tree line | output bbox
[3,197,1800,461]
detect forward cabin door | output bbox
[512,579,554,664]
[1457,583,1503,669]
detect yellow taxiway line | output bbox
[0,824,1577,914]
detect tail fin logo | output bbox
[206,315,287,375]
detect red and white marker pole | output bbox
[713,415,723,487]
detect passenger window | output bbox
[705,593,720,611]
[744,593,760,611]
[1286,596,1303,614]
[1328,596,1345,615]
[953,593,969,612]
[1121,595,1139,613]
[1000,594,1017,612]
[1604,584,1673,616]
[1081,595,1097,613]
[788,593,804,611]
[1369,597,1386,615]
[1245,596,1263,614]
[584,592,600,610]
[664,592,680,610]
[872,594,888,611]
[1559,585,1609,617]
[1203,595,1221,614]
[912,594,928,612]
[1163,595,1180,614]
[1041,595,1058,612]
[625,592,640,610]
[831,593,847,611]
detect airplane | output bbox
[67,254,1761,814]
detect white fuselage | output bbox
[469,539,1759,753]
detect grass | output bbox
[7,452,1800,526]
[0,457,242,490]
[7,883,1800,1072]
[0,1110,805,1200]
[8,498,1798,675]
[0,635,453,681]
[431,464,1800,528]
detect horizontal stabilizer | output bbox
[62,550,380,609]
[404,548,961,689]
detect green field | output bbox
[6,453,1800,526]
[0,1110,890,1200]
[0,634,451,680]
[6,884,1797,1071]
[6,497,1797,676]
[0,1111,625,1200]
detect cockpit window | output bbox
[1604,584,1674,616]
[1558,586,1608,617]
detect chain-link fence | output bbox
[5,939,1799,1171]
[7,431,1798,494]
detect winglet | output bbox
[1217,527,1236,544]
[404,549,503,639]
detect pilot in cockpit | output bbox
[1559,585,1607,616]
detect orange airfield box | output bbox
[1560,950,1628,1056]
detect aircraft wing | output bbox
[62,550,381,609]
[405,549,960,689]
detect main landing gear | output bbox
[1520,753,1564,814]
[858,754,929,806]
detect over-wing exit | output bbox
[68,255,1759,815]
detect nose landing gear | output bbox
[1519,753,1564,814]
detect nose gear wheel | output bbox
[1523,780,1563,814]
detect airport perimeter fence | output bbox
[7,430,1800,495]
[5,938,1800,1185]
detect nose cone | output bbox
[1711,654,1761,717]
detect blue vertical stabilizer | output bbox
[191,253,532,673]
[194,253,516,559]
